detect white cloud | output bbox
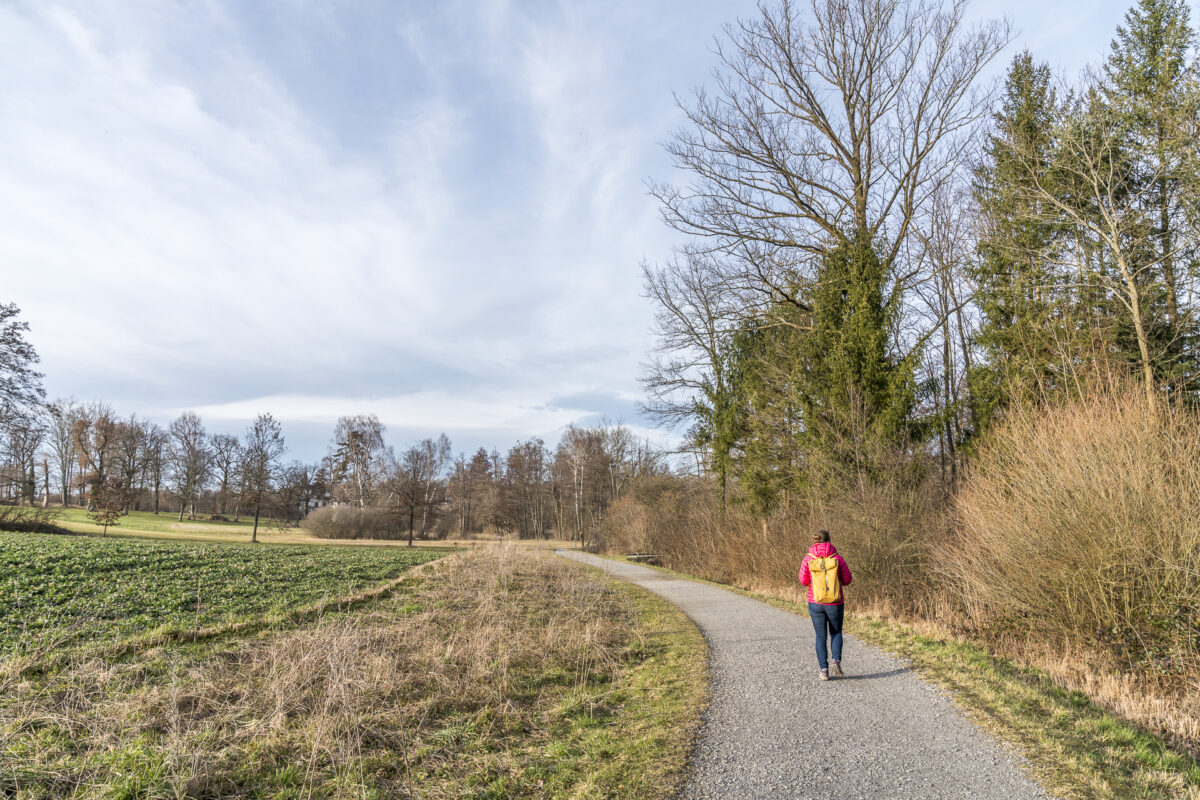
[186,389,577,432]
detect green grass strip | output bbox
[851,615,1200,800]
[537,576,709,799]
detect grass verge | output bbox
[850,614,1200,800]
[1,545,707,799]
[607,554,1200,800]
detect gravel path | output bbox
[558,550,1053,800]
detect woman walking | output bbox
[799,530,852,680]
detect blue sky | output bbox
[1,0,1136,461]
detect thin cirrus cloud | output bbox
[1,0,1134,459]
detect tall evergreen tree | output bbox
[1102,0,1200,389]
[969,51,1069,431]
[726,314,804,517]
[797,234,916,482]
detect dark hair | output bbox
[813,530,831,544]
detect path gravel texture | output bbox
[558,550,1053,800]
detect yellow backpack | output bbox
[809,556,842,604]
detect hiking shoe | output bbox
[819,669,829,681]
[832,660,844,677]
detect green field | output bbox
[0,531,447,654]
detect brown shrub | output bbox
[600,468,945,614]
[949,388,1200,673]
[301,504,403,539]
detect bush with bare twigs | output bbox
[947,388,1200,745]
[599,469,944,614]
[302,503,403,539]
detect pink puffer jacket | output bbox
[798,542,852,605]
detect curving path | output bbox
[558,550,1053,800]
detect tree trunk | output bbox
[1117,253,1157,407]
[252,504,260,543]
[408,506,415,547]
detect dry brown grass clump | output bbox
[1,545,701,799]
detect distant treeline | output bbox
[0,378,665,543]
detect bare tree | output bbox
[2,409,44,505]
[113,416,148,512]
[1015,86,1193,404]
[168,411,211,521]
[242,413,287,543]
[642,251,749,425]
[553,426,609,548]
[276,460,325,525]
[210,433,241,515]
[142,423,169,514]
[0,303,45,413]
[45,399,82,507]
[506,439,550,539]
[655,0,1011,283]
[330,414,387,507]
[391,445,429,547]
[418,434,452,538]
[73,402,117,509]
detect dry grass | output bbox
[0,545,705,799]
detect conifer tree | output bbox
[969,51,1067,430]
[726,315,804,516]
[797,234,916,480]
[1102,0,1200,389]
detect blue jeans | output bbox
[808,602,844,670]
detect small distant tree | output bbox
[168,411,211,521]
[88,477,129,535]
[242,413,287,543]
[330,414,386,507]
[210,433,241,515]
[392,445,428,547]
